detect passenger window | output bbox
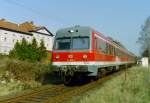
[116,49,119,57]
[106,44,111,55]
[94,37,98,50]
[113,48,116,56]
[99,39,106,54]
[109,45,113,55]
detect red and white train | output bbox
[52,26,136,85]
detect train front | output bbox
[52,26,93,85]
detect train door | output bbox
[94,37,98,52]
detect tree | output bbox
[20,38,29,60]
[31,38,38,49]
[9,38,29,60]
[28,38,39,61]
[9,38,47,62]
[137,17,150,60]
[38,39,47,61]
[9,41,20,58]
[142,49,148,57]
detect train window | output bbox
[118,50,121,57]
[106,44,110,55]
[99,39,106,54]
[54,37,71,50]
[72,37,89,50]
[107,44,112,55]
[113,48,116,56]
[116,49,119,57]
[118,51,123,58]
[94,37,98,50]
[111,46,114,56]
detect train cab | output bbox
[52,26,94,65]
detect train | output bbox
[51,26,136,85]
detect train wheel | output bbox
[64,75,76,86]
[99,68,106,78]
[97,71,101,79]
[64,73,86,86]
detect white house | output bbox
[30,27,53,51]
[0,19,53,54]
[141,57,149,68]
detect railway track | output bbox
[0,84,69,103]
[45,70,124,103]
[0,70,125,103]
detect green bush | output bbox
[5,59,50,82]
[0,54,7,58]
[0,55,53,96]
[9,38,47,62]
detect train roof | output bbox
[56,26,93,38]
[57,25,92,32]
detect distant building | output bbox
[141,57,149,68]
[0,19,53,54]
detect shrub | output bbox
[0,56,52,96]
[9,38,47,62]
[5,59,50,82]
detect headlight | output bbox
[56,55,60,59]
[68,54,73,59]
[83,54,88,59]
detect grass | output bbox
[0,81,41,96]
[70,66,150,103]
[0,56,54,96]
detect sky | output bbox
[0,0,150,55]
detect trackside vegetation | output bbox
[0,38,53,96]
[0,57,53,96]
[9,38,47,62]
[71,66,150,103]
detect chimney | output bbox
[0,18,5,21]
[30,21,34,24]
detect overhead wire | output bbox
[2,0,70,26]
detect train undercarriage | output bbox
[53,64,133,86]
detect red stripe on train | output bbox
[52,51,128,62]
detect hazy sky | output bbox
[0,0,150,55]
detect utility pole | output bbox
[125,64,127,81]
[148,31,150,64]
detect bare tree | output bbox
[137,17,150,61]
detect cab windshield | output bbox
[54,36,89,50]
[54,37,71,50]
[72,37,89,50]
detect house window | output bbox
[4,37,7,41]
